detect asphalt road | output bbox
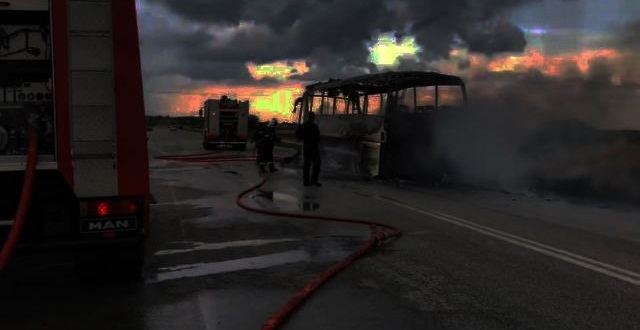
[1,127,640,329]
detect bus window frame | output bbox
[435,85,439,111]
[309,93,361,116]
[435,85,467,111]
[303,82,466,119]
[415,86,437,113]
[364,93,387,116]
[332,95,337,115]
[333,96,350,115]
[394,87,418,113]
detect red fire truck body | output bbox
[202,96,249,150]
[0,0,149,274]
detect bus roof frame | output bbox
[305,71,466,95]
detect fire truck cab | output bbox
[202,95,249,150]
[0,0,149,276]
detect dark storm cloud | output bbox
[144,0,245,26]
[459,19,527,54]
[398,0,532,55]
[140,0,538,83]
[617,21,640,50]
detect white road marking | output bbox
[377,196,640,286]
[150,202,181,207]
[154,238,299,256]
[149,250,310,283]
[0,220,14,226]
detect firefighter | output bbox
[253,118,280,173]
[296,112,321,187]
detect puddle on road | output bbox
[253,190,298,204]
[196,289,289,330]
[145,289,293,330]
[149,250,310,283]
[149,235,366,284]
[154,238,299,256]
[281,168,298,175]
[301,195,320,211]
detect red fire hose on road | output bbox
[236,179,401,330]
[157,152,401,329]
[155,153,257,163]
[0,130,39,272]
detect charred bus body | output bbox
[294,71,467,180]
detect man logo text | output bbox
[88,220,130,231]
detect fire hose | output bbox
[157,152,401,329]
[0,130,39,272]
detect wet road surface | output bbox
[1,127,640,329]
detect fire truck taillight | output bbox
[80,199,139,217]
[97,202,110,216]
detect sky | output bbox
[136,0,640,124]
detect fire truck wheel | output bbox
[0,126,7,152]
[113,241,145,279]
[74,241,144,281]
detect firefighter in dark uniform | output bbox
[296,112,321,186]
[253,118,280,173]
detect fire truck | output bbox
[202,96,249,150]
[0,0,149,275]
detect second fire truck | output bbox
[202,95,249,150]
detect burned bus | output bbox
[293,71,467,180]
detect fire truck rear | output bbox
[0,0,149,275]
[202,96,249,150]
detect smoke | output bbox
[615,22,640,86]
[433,27,640,201]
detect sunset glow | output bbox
[167,47,623,120]
[431,46,625,80]
[246,60,310,81]
[484,47,621,76]
[368,33,421,67]
[170,83,304,121]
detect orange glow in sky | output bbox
[483,47,621,76]
[246,60,310,81]
[166,47,623,120]
[171,83,304,121]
